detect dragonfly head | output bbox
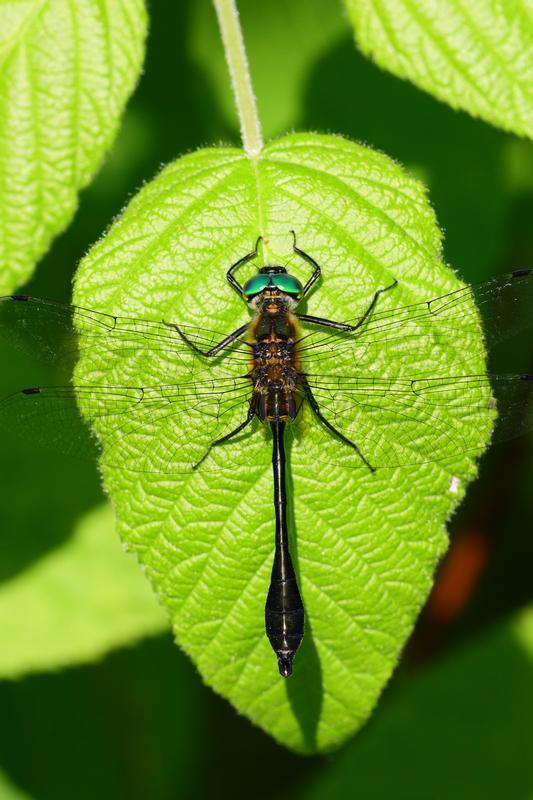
[242,267,304,312]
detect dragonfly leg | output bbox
[164,322,248,357]
[303,380,376,473]
[193,405,255,469]
[290,231,322,297]
[297,279,397,331]
[226,237,263,295]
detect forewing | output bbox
[0,295,251,382]
[299,269,532,378]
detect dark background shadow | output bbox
[0,1,230,578]
[301,39,530,282]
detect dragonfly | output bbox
[0,233,532,677]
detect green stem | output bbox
[212,0,263,158]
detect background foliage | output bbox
[0,0,532,795]
[0,0,147,292]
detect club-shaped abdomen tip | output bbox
[277,651,294,678]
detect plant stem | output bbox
[212,0,263,158]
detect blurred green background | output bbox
[0,0,532,797]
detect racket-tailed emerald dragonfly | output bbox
[1,233,532,676]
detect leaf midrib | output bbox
[263,154,436,265]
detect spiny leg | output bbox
[303,380,375,473]
[193,405,255,469]
[164,322,248,357]
[226,236,263,295]
[297,279,398,332]
[290,230,321,297]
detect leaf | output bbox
[0,634,202,799]
[189,0,347,139]
[308,605,533,798]
[72,132,489,752]
[343,0,533,139]
[0,0,148,294]
[0,769,31,800]
[0,504,168,678]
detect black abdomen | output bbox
[264,538,305,677]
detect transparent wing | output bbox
[0,295,261,473]
[293,373,533,470]
[0,295,251,379]
[290,270,532,471]
[0,376,263,474]
[299,270,532,375]
[1,271,531,475]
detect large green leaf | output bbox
[309,606,533,798]
[344,0,533,139]
[73,132,489,752]
[0,504,167,678]
[0,0,147,293]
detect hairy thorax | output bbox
[249,310,303,422]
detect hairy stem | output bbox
[212,0,263,158]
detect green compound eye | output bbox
[242,274,271,298]
[272,273,304,297]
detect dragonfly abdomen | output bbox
[266,418,304,677]
[252,383,302,422]
[265,543,304,678]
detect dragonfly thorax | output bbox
[253,338,296,369]
[248,309,303,422]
